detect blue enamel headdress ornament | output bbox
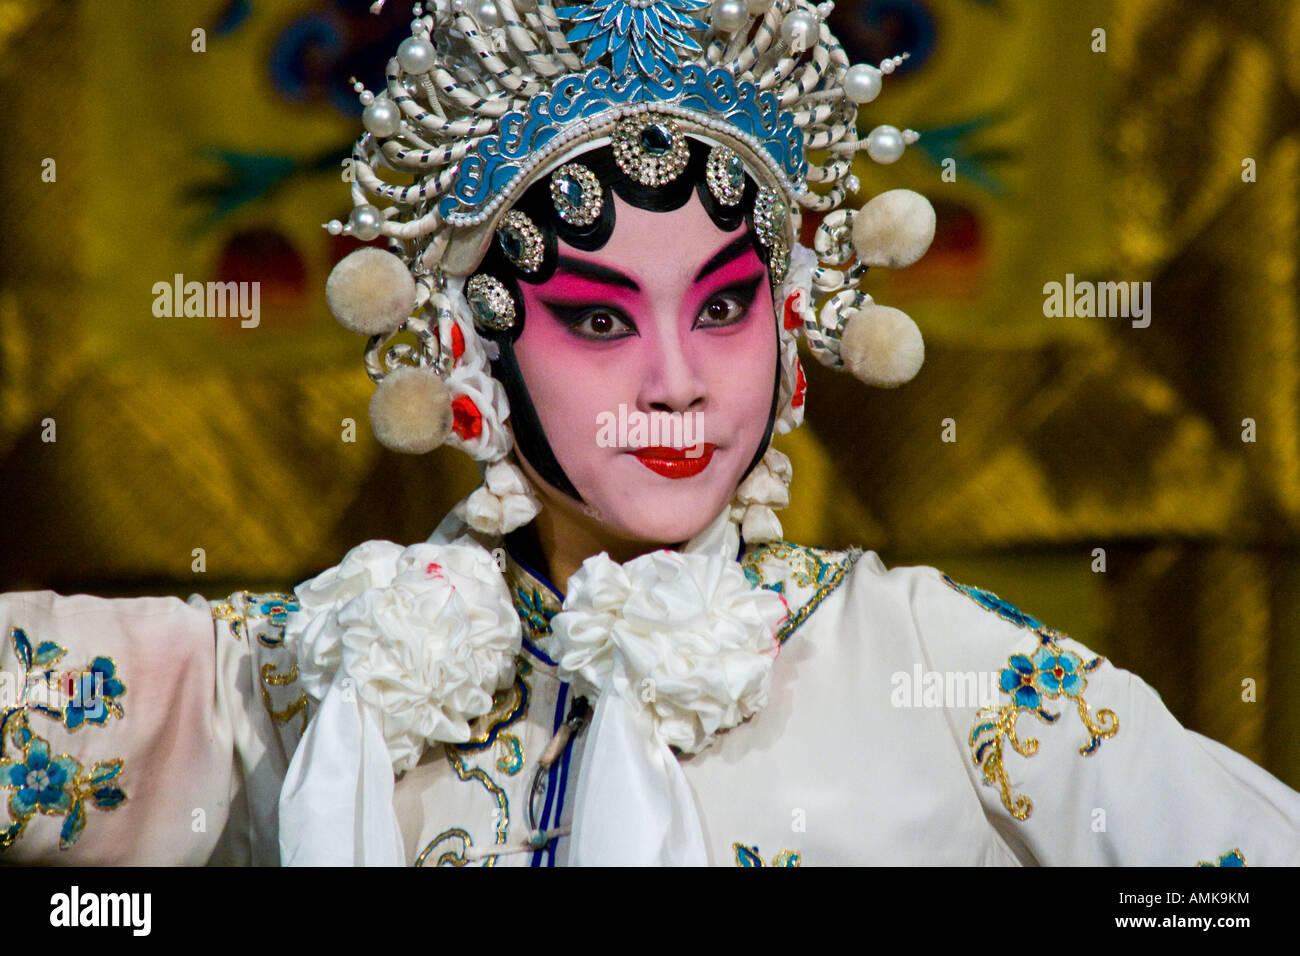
[326,0,939,465]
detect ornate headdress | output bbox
[323,0,936,538]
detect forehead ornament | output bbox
[466,274,516,332]
[496,210,545,274]
[550,163,604,227]
[612,114,690,188]
[705,146,747,207]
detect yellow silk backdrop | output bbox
[1,0,1297,789]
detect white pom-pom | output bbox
[369,366,452,453]
[326,247,417,336]
[839,304,925,387]
[851,189,936,269]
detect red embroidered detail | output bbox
[791,362,806,409]
[783,293,802,330]
[451,395,482,440]
[425,562,444,578]
[450,323,465,363]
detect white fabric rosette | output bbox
[729,446,793,545]
[452,458,543,536]
[551,543,788,865]
[279,539,521,866]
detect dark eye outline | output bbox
[540,302,639,342]
[692,275,765,330]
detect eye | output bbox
[694,293,749,329]
[565,307,636,340]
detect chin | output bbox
[602,502,721,547]
[594,466,738,546]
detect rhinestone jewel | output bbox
[639,123,672,154]
[706,145,747,206]
[496,210,544,273]
[550,163,603,227]
[465,273,516,331]
[612,113,690,187]
[753,186,790,250]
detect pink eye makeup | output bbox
[544,303,638,341]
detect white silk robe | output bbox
[1,541,1296,865]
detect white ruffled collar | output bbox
[278,505,788,865]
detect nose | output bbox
[636,320,707,415]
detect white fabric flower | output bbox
[285,539,521,772]
[729,446,793,544]
[453,458,543,536]
[551,548,788,754]
[437,281,512,463]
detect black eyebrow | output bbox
[694,234,756,284]
[555,256,641,292]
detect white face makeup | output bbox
[511,192,779,547]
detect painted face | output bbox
[512,191,779,546]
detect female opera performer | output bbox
[0,0,1295,866]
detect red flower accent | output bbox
[425,562,444,578]
[449,323,465,363]
[783,293,803,330]
[790,362,807,409]
[451,395,482,440]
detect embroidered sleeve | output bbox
[922,571,1300,865]
[0,589,311,864]
[0,592,239,863]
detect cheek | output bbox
[702,302,780,423]
[512,291,612,455]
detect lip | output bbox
[632,444,717,479]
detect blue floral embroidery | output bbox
[0,729,127,850]
[1,626,130,850]
[514,586,557,642]
[945,575,1119,822]
[557,0,709,78]
[63,657,126,731]
[255,597,298,630]
[1199,849,1246,867]
[734,843,801,867]
[948,580,1046,630]
[1,628,126,744]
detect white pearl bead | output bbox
[364,98,402,137]
[475,0,502,27]
[359,90,375,106]
[326,219,344,235]
[780,10,817,49]
[712,0,747,34]
[843,63,882,104]
[350,204,384,241]
[397,36,435,74]
[452,0,466,12]
[865,124,905,164]
[745,0,772,13]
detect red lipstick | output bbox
[632,444,717,479]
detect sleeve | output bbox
[907,567,1300,866]
[0,589,311,865]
